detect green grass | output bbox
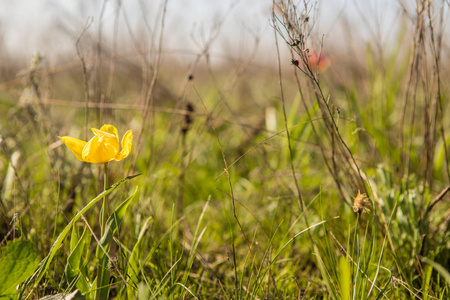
[0,1,449,299]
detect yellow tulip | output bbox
[59,124,133,163]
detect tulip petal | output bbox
[115,130,133,161]
[82,132,120,163]
[99,124,119,140]
[59,136,87,161]
[91,128,117,140]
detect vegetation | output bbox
[0,0,449,299]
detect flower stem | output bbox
[95,162,109,300]
[101,162,108,236]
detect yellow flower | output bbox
[59,124,133,163]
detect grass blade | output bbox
[21,174,140,290]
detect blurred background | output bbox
[0,0,407,70]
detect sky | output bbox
[0,0,408,67]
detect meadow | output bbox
[0,1,449,299]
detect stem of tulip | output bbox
[101,162,108,236]
[95,162,109,300]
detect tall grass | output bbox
[0,0,449,299]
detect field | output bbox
[0,1,449,299]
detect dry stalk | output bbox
[273,0,367,206]
[75,17,94,140]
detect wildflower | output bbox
[308,50,331,71]
[291,50,332,72]
[59,124,133,163]
[352,190,371,214]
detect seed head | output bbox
[352,190,371,214]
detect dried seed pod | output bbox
[108,256,119,270]
[181,102,195,135]
[352,190,371,214]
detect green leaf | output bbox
[0,239,39,298]
[422,263,432,300]
[126,216,153,298]
[421,257,450,285]
[137,282,150,300]
[69,223,81,253]
[314,244,338,300]
[65,226,91,293]
[339,256,351,300]
[101,187,139,249]
[95,187,139,300]
[21,174,140,292]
